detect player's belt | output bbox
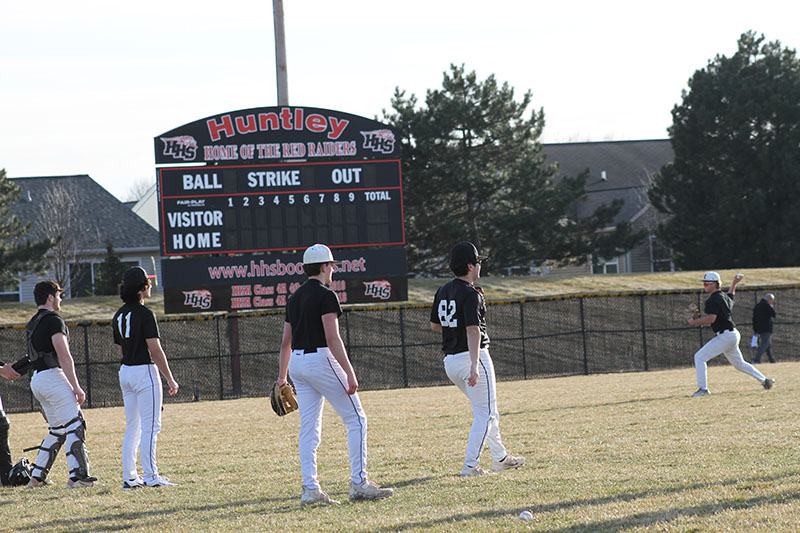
[714,328,734,335]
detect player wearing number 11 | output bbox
[430,242,524,476]
[113,267,179,489]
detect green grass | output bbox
[3,363,799,531]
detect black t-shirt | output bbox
[285,279,342,352]
[704,290,735,333]
[27,310,68,370]
[113,303,160,365]
[430,278,490,354]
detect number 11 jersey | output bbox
[113,303,160,365]
[430,278,490,355]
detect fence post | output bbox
[580,299,589,375]
[227,315,242,397]
[344,310,352,354]
[640,295,649,371]
[217,316,224,401]
[399,308,408,387]
[83,325,92,408]
[520,302,527,379]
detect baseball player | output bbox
[26,281,97,488]
[751,293,777,363]
[0,363,21,486]
[430,242,524,476]
[113,266,179,489]
[277,243,394,506]
[685,272,774,396]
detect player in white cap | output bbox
[277,244,394,506]
[685,272,774,396]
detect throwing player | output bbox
[277,243,393,506]
[685,272,774,396]
[26,281,97,488]
[430,242,524,475]
[113,267,179,489]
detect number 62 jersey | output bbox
[430,279,490,355]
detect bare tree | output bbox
[125,177,156,202]
[36,183,101,295]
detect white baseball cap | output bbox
[702,271,721,282]
[302,243,340,265]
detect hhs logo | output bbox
[183,289,212,309]
[363,280,392,300]
[360,129,395,154]
[161,135,198,161]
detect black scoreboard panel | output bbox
[158,160,404,256]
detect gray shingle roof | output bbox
[8,175,159,251]
[543,139,674,224]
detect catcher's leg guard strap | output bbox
[0,413,11,485]
[30,432,66,481]
[64,415,93,481]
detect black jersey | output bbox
[27,310,68,371]
[704,290,736,333]
[430,278,490,354]
[285,279,342,352]
[113,303,160,366]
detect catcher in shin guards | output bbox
[26,281,97,488]
[685,272,775,396]
[270,381,298,416]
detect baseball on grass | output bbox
[519,510,533,521]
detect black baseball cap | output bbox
[123,266,156,287]
[449,241,487,272]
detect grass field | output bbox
[2,363,799,532]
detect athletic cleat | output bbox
[763,378,775,390]
[691,388,710,397]
[349,479,394,501]
[492,454,525,472]
[460,465,488,476]
[67,476,97,488]
[25,478,52,489]
[123,478,145,490]
[144,475,179,487]
[300,487,340,506]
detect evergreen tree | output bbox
[94,242,125,295]
[650,32,800,269]
[0,168,53,283]
[385,65,643,274]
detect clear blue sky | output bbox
[1,0,798,201]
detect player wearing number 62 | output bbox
[113,267,180,490]
[430,242,525,476]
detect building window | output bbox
[0,277,20,302]
[592,258,619,275]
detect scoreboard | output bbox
[158,159,404,256]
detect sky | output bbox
[1,0,799,202]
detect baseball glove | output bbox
[683,303,700,321]
[269,381,298,416]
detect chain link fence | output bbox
[2,285,798,413]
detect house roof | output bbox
[8,174,159,251]
[542,139,674,225]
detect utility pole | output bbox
[273,0,289,105]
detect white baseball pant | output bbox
[119,364,163,484]
[444,349,507,469]
[289,347,368,490]
[30,368,86,480]
[694,329,766,390]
